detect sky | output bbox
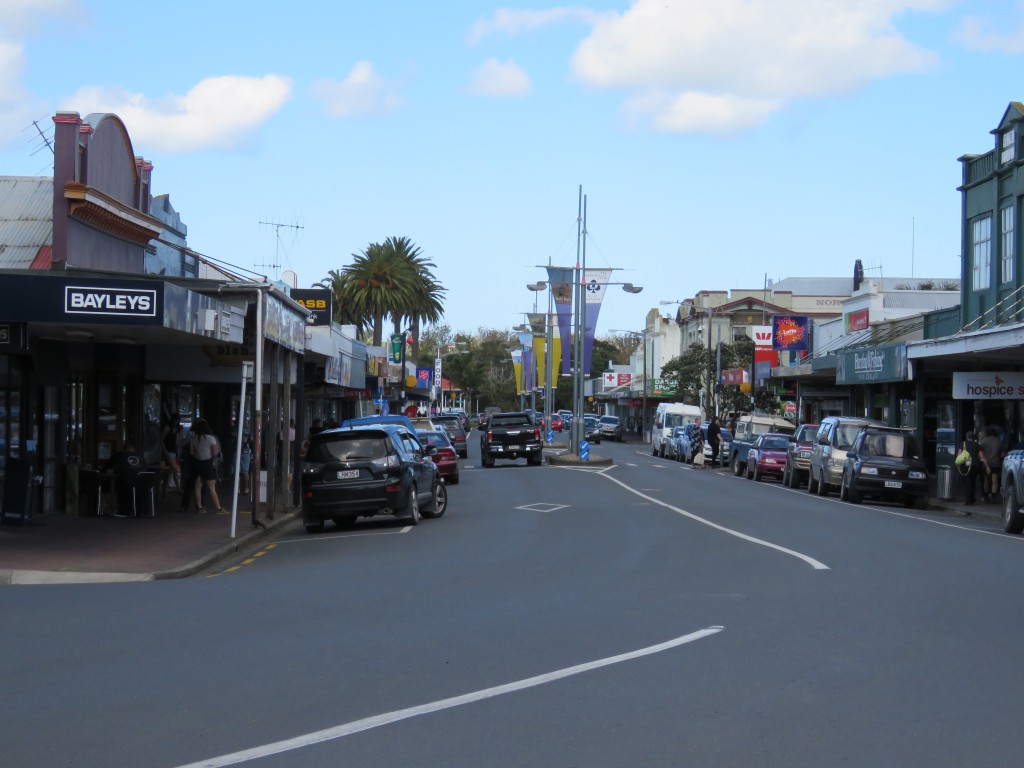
[2,0,1023,339]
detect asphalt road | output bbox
[3,437,1023,767]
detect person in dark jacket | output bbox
[962,431,983,509]
[707,416,722,468]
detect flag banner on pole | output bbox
[547,266,574,375]
[522,345,534,392]
[512,350,528,397]
[533,335,546,392]
[550,327,562,395]
[517,331,533,349]
[526,314,545,336]
[582,269,611,375]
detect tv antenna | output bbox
[258,219,304,277]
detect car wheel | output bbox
[403,486,421,526]
[304,522,324,534]
[448,472,460,485]
[652,444,658,456]
[482,453,494,468]
[659,443,665,458]
[807,468,818,494]
[842,471,860,503]
[732,455,742,476]
[816,469,830,496]
[1003,485,1024,534]
[913,494,927,510]
[752,463,761,481]
[422,481,447,518]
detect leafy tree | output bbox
[382,236,445,361]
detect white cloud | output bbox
[465,59,532,97]
[569,0,946,135]
[311,61,405,118]
[63,75,293,153]
[0,0,85,147]
[467,7,604,44]
[954,13,1024,54]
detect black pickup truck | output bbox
[480,411,543,467]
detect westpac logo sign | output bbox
[65,286,157,317]
[753,325,773,350]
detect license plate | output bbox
[337,469,360,480]
[507,444,521,451]
[884,480,902,489]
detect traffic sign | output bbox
[546,430,554,443]
[579,440,589,461]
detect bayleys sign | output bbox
[65,286,157,317]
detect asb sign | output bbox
[952,372,1024,399]
[290,288,331,326]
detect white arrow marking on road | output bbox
[171,626,724,768]
[577,466,830,571]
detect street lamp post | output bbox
[609,328,648,444]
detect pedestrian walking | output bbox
[687,417,706,467]
[961,430,983,509]
[708,416,722,468]
[189,418,225,513]
[980,426,1004,503]
[161,414,183,495]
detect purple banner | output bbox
[547,266,574,375]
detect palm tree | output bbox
[320,242,417,346]
[381,236,446,360]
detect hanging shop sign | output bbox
[952,371,1024,399]
[835,343,908,385]
[290,288,332,326]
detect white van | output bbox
[652,402,702,458]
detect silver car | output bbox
[808,416,886,496]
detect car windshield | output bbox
[491,416,531,427]
[585,418,598,427]
[664,414,687,428]
[861,433,918,458]
[836,424,866,449]
[417,431,450,448]
[311,435,388,462]
[761,437,789,451]
[600,416,619,425]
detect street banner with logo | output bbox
[546,266,575,375]
[582,269,611,376]
[416,368,432,389]
[952,371,1024,399]
[522,345,535,393]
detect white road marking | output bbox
[277,527,411,544]
[515,503,569,513]
[565,465,829,570]
[170,626,724,768]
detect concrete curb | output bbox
[152,510,299,580]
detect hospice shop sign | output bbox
[953,372,1024,399]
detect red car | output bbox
[417,431,460,484]
[745,432,791,482]
[548,413,563,432]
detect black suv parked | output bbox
[838,426,929,509]
[300,424,447,533]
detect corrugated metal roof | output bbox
[0,176,53,268]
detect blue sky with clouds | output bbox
[2,0,1023,336]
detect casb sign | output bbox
[953,372,1024,399]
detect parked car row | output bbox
[730,418,930,511]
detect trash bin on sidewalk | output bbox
[936,465,955,500]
